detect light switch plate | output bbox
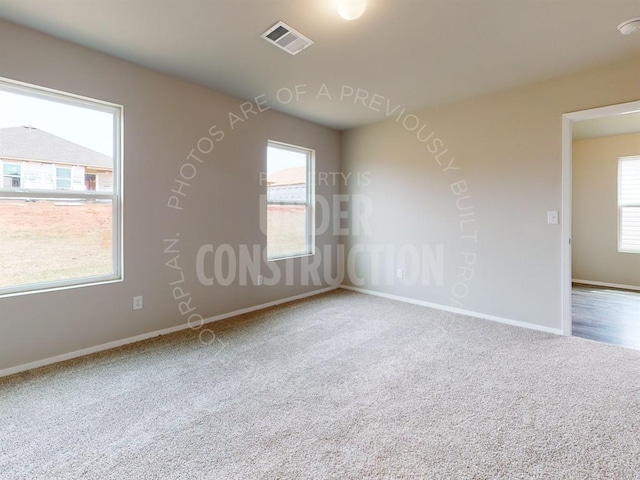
[547,211,559,225]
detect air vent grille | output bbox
[261,21,314,55]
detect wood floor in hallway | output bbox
[572,283,640,350]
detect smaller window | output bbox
[266,141,315,260]
[3,163,21,188]
[618,156,640,253]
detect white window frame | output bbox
[2,162,22,188]
[55,166,72,190]
[0,77,123,297]
[618,155,640,254]
[266,140,315,261]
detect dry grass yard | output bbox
[0,200,112,289]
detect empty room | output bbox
[1,1,640,478]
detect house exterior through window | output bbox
[0,78,122,296]
[0,125,114,193]
[266,141,315,260]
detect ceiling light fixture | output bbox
[617,17,640,35]
[337,0,367,20]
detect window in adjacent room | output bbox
[618,156,640,253]
[0,77,123,296]
[266,141,314,260]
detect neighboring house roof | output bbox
[267,167,305,186]
[0,126,112,169]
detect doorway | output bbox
[561,101,640,347]
[85,173,96,191]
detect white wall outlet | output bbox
[133,296,143,310]
[396,268,404,279]
[257,275,264,286]
[547,211,559,225]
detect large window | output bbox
[618,156,640,253]
[0,78,122,296]
[266,141,314,260]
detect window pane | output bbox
[0,78,121,295]
[2,163,21,188]
[620,206,640,252]
[3,164,20,176]
[267,146,307,200]
[266,142,313,260]
[619,158,640,205]
[56,168,71,179]
[267,205,308,258]
[56,167,72,190]
[0,198,113,289]
[3,176,20,188]
[0,90,114,193]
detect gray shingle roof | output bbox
[0,126,112,169]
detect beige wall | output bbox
[0,20,341,372]
[572,134,640,287]
[4,18,640,373]
[342,55,640,330]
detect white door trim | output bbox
[561,100,640,336]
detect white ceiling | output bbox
[573,112,640,139]
[1,0,640,130]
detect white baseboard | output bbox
[0,285,339,379]
[572,279,640,292]
[339,285,563,335]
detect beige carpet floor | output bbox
[1,289,640,479]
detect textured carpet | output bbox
[1,289,640,479]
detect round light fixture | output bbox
[617,17,640,35]
[337,0,367,20]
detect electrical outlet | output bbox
[133,296,143,310]
[396,268,404,279]
[257,275,264,286]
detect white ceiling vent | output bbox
[261,21,314,55]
